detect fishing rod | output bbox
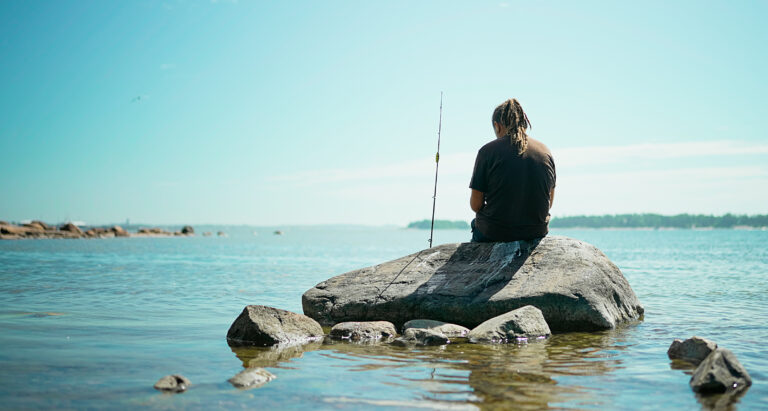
[428,92,443,248]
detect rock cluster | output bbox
[226,304,552,350]
[302,237,643,332]
[0,220,196,240]
[667,337,751,396]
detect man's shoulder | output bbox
[526,137,552,156]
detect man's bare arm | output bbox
[470,189,484,213]
[549,188,555,210]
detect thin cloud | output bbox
[269,140,768,185]
[553,140,768,167]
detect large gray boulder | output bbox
[227,305,324,346]
[468,305,551,343]
[302,237,643,332]
[690,348,752,394]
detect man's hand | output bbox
[470,189,484,213]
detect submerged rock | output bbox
[468,306,551,343]
[403,319,469,338]
[668,336,717,366]
[227,305,324,346]
[228,368,276,389]
[153,374,190,393]
[392,328,450,346]
[329,321,397,341]
[302,237,643,331]
[690,348,751,394]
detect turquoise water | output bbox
[1,227,766,410]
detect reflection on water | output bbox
[229,325,636,409]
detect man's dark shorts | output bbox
[470,218,493,243]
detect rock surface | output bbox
[392,328,450,346]
[668,336,717,366]
[690,348,752,394]
[59,222,83,235]
[403,319,470,338]
[111,225,129,237]
[302,237,643,331]
[228,368,276,389]
[227,305,324,346]
[468,306,551,343]
[330,321,397,341]
[153,374,191,393]
[181,225,194,235]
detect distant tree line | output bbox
[550,213,768,229]
[407,220,470,230]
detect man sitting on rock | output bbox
[469,98,556,242]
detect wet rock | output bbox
[227,305,324,346]
[1,224,36,235]
[59,223,83,235]
[668,336,717,366]
[392,328,450,346]
[329,321,397,341]
[181,225,194,235]
[228,368,276,389]
[403,319,470,338]
[468,305,551,343]
[302,236,643,332]
[690,348,751,394]
[23,222,46,231]
[110,225,129,237]
[153,374,190,393]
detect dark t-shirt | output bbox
[469,136,556,241]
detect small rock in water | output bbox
[228,368,276,389]
[468,305,551,343]
[690,348,752,394]
[392,328,450,346]
[330,321,397,341]
[153,374,191,393]
[227,305,324,346]
[403,319,469,338]
[181,225,194,235]
[668,336,717,366]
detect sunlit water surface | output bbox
[1,227,766,410]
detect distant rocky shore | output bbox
[0,220,196,240]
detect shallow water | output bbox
[0,227,766,410]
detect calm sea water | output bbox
[0,227,766,410]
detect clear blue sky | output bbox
[1,1,766,225]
